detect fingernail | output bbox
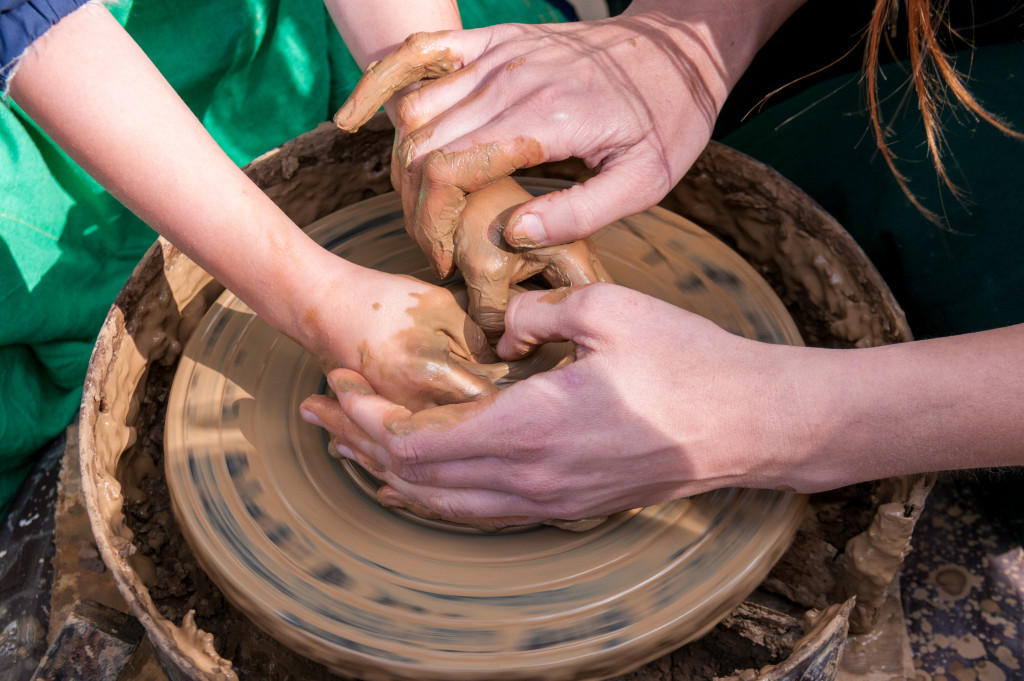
[333,101,353,127]
[333,442,354,460]
[508,213,546,247]
[300,408,324,428]
[329,375,373,396]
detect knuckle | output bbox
[422,150,454,185]
[519,470,562,503]
[568,281,611,317]
[389,434,425,469]
[562,186,599,238]
[425,493,472,522]
[395,461,431,485]
[395,95,422,132]
[402,31,436,53]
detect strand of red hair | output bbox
[864,0,1023,221]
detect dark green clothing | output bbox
[722,43,1024,544]
[723,44,1024,341]
[0,0,565,518]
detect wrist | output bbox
[625,0,808,96]
[264,243,366,358]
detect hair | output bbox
[864,0,1023,220]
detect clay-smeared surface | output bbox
[454,176,611,338]
[77,121,928,681]
[163,183,808,680]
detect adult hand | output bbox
[302,263,499,412]
[334,48,613,338]
[452,176,611,338]
[334,0,798,276]
[300,283,809,527]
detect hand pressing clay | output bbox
[335,46,612,338]
[328,47,613,530]
[456,176,611,337]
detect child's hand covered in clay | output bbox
[334,45,613,337]
[305,266,500,411]
[8,5,497,416]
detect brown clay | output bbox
[456,176,611,337]
[336,45,610,333]
[77,120,925,681]
[160,186,808,680]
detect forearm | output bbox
[624,0,809,106]
[8,4,343,349]
[783,324,1024,490]
[324,0,461,68]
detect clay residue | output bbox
[334,36,459,133]
[930,564,980,601]
[455,176,611,338]
[832,475,934,633]
[839,575,916,677]
[80,241,238,681]
[77,121,921,681]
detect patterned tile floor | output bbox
[902,476,1024,680]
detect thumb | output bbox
[504,161,667,247]
[496,285,599,359]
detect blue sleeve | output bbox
[1,0,91,92]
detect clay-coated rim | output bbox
[78,120,913,681]
[162,186,807,681]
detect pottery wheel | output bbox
[164,179,809,681]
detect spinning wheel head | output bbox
[164,182,807,680]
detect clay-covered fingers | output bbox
[400,137,548,279]
[376,486,539,532]
[334,32,465,133]
[426,287,499,365]
[403,361,499,411]
[354,285,499,411]
[535,238,613,289]
[495,284,598,359]
[464,275,517,340]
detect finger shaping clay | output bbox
[161,182,809,680]
[455,176,612,338]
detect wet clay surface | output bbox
[16,424,1010,681]
[454,176,611,338]
[77,121,930,681]
[161,185,808,680]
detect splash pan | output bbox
[164,180,807,681]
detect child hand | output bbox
[301,264,499,412]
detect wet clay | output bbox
[455,176,611,338]
[160,185,808,680]
[336,48,607,315]
[78,120,928,681]
[82,244,238,680]
[832,475,934,633]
